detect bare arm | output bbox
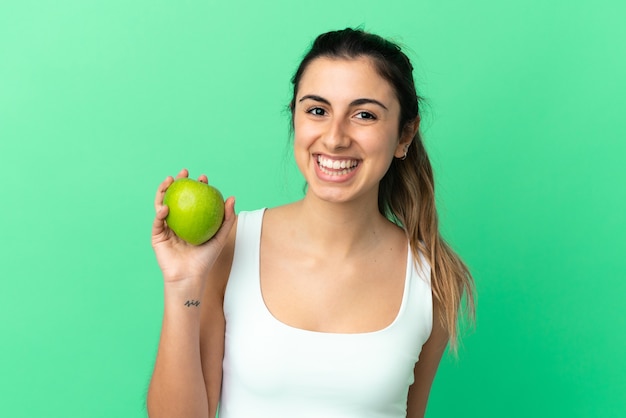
[147,169,236,418]
[200,226,236,416]
[406,305,449,418]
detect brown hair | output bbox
[290,28,475,350]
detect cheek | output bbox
[293,118,318,148]
[293,131,308,152]
[292,121,311,162]
[365,127,400,155]
[292,136,313,179]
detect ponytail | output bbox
[380,130,475,352]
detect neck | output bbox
[290,192,392,257]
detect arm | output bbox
[200,225,236,416]
[406,304,449,418]
[146,169,236,418]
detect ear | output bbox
[394,116,420,158]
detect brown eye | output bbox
[356,111,376,120]
[307,107,326,116]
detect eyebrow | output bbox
[298,94,388,110]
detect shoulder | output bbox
[263,202,299,222]
[208,207,269,296]
[408,241,432,284]
[203,214,240,301]
[256,202,302,238]
[235,208,266,231]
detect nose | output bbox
[322,117,351,150]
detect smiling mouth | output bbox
[316,155,360,176]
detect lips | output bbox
[316,155,359,176]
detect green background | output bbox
[1,0,625,416]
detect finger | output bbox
[224,196,236,219]
[198,174,208,184]
[175,168,189,179]
[211,196,236,246]
[151,205,170,237]
[154,176,175,211]
[157,203,169,221]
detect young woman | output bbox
[148,28,475,418]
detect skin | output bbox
[148,169,236,418]
[147,57,448,418]
[293,57,409,206]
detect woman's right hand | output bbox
[151,168,236,288]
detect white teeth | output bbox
[316,155,359,176]
[317,155,358,170]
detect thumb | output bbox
[210,197,236,246]
[151,205,170,238]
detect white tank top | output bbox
[220,209,433,418]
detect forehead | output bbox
[297,56,398,105]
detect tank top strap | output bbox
[223,209,267,322]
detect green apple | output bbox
[163,178,225,245]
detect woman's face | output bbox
[292,56,412,205]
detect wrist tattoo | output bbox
[184,300,201,307]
